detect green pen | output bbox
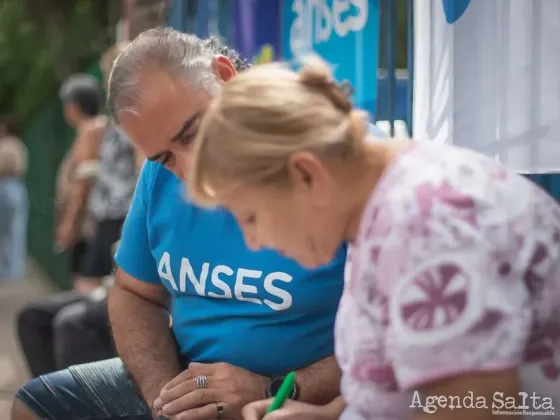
[265,371,296,414]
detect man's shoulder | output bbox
[139,161,177,200]
[142,161,207,213]
[142,160,170,181]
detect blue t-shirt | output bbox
[115,161,346,377]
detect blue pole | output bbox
[186,0,197,32]
[217,0,228,37]
[168,0,186,32]
[385,0,397,136]
[228,0,241,51]
[196,0,210,37]
[407,0,414,137]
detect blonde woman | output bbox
[188,58,560,419]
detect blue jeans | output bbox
[0,178,28,280]
[16,358,158,420]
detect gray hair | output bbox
[107,27,250,122]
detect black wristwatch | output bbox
[266,375,300,400]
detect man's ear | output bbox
[211,55,237,82]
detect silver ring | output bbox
[195,375,208,389]
[216,402,224,418]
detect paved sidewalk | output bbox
[0,261,54,419]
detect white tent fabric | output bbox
[413,0,560,173]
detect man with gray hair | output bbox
[12,28,388,420]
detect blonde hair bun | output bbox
[297,55,334,86]
[297,55,353,114]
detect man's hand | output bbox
[153,362,269,420]
[242,399,337,420]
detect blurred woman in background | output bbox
[0,115,28,281]
[55,73,105,286]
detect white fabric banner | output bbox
[413,0,560,173]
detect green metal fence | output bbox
[23,63,102,289]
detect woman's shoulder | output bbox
[0,135,27,155]
[0,135,24,145]
[79,115,108,135]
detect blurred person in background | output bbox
[0,115,28,281]
[16,43,137,378]
[55,73,105,289]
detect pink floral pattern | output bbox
[336,142,560,419]
[398,264,469,331]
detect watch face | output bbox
[269,376,284,395]
[268,376,299,400]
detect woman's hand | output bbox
[242,399,340,420]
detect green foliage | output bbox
[0,0,113,123]
[0,0,113,287]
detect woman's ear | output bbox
[288,152,332,206]
[211,56,237,82]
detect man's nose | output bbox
[175,151,190,181]
[243,230,262,252]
